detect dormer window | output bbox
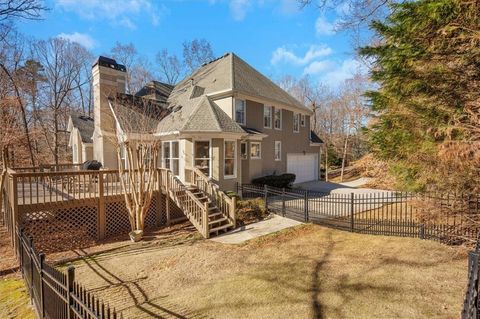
[235,99,246,125]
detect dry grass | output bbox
[0,276,35,319]
[63,224,467,319]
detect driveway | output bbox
[294,178,392,195]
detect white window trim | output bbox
[274,141,281,161]
[263,105,272,129]
[274,108,282,130]
[234,98,246,126]
[240,142,248,160]
[250,142,262,159]
[293,113,300,133]
[120,144,129,169]
[192,139,212,178]
[224,140,237,179]
[300,114,306,127]
[162,140,180,176]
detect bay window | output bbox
[241,142,247,160]
[162,141,179,176]
[301,114,306,127]
[224,140,236,178]
[250,142,261,159]
[274,141,281,161]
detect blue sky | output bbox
[17,0,363,87]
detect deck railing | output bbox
[186,167,236,227]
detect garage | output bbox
[287,153,318,184]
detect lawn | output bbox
[0,277,35,319]
[66,224,466,319]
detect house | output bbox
[68,54,322,191]
[67,113,94,164]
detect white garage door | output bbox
[287,153,318,184]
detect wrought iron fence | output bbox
[462,236,480,319]
[237,183,480,244]
[16,227,122,319]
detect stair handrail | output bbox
[190,167,236,227]
[158,168,209,238]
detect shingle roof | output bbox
[70,113,94,143]
[109,93,171,134]
[135,81,174,103]
[310,130,323,144]
[156,96,244,134]
[167,53,311,113]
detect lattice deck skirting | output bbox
[10,190,186,252]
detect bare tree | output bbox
[156,48,183,85]
[110,42,154,94]
[182,39,214,73]
[35,37,92,164]
[0,0,47,21]
[107,95,169,241]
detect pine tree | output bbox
[360,0,480,192]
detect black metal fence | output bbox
[462,237,480,318]
[238,184,480,244]
[17,227,122,319]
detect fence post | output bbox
[28,236,34,304]
[98,172,106,240]
[419,224,425,239]
[264,185,268,211]
[350,193,355,232]
[304,191,309,222]
[282,188,286,217]
[66,266,75,319]
[39,253,45,318]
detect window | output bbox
[293,113,300,133]
[250,142,261,159]
[240,142,247,160]
[72,143,78,163]
[235,99,246,125]
[224,140,236,178]
[274,141,281,161]
[263,105,272,128]
[194,140,210,176]
[274,108,282,130]
[162,141,179,175]
[300,114,306,127]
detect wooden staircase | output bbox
[158,168,236,238]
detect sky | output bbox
[17,0,364,88]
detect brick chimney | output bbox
[91,56,126,169]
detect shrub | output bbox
[251,173,296,188]
[225,191,240,200]
[236,198,268,226]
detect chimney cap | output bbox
[92,56,126,72]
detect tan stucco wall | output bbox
[243,99,321,182]
[83,145,93,162]
[214,97,233,118]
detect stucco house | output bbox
[68,53,322,191]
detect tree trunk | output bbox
[340,134,349,182]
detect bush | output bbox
[236,198,268,226]
[251,173,296,188]
[225,191,240,200]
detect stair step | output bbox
[209,223,234,233]
[209,217,227,225]
[208,212,222,218]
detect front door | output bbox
[194,140,210,176]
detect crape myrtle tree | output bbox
[107,95,168,241]
[360,0,480,193]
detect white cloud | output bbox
[303,60,332,75]
[271,45,332,66]
[229,0,252,21]
[320,58,366,86]
[57,32,96,49]
[55,0,166,28]
[315,16,335,36]
[118,17,136,30]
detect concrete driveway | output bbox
[294,178,392,195]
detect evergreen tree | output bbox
[360,0,480,192]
